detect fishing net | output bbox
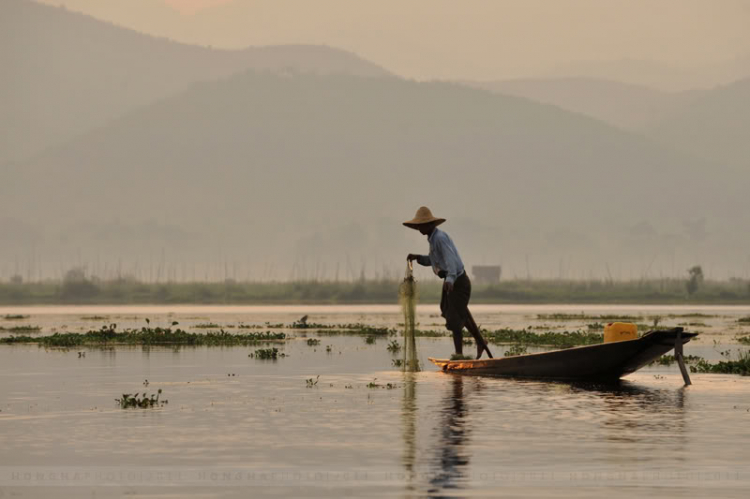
[399,261,420,372]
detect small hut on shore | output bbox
[472,265,501,285]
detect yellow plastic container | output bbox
[603,322,638,343]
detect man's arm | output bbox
[407,254,431,267]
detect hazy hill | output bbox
[646,78,750,171]
[7,70,745,278]
[542,57,750,92]
[464,78,701,131]
[0,0,390,164]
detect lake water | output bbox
[1,305,749,498]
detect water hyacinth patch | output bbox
[689,350,750,376]
[537,313,643,322]
[503,344,529,357]
[116,389,166,409]
[0,324,286,346]
[0,325,41,333]
[250,348,284,360]
[651,354,705,366]
[483,328,603,348]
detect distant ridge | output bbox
[541,57,750,92]
[6,69,739,276]
[0,0,391,163]
[646,78,750,171]
[463,78,701,131]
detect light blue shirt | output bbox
[415,228,465,284]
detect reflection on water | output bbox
[426,376,473,497]
[598,383,685,441]
[401,372,417,494]
[402,377,698,498]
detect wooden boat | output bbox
[428,328,697,381]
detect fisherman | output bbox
[404,206,493,359]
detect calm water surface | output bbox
[1,305,749,498]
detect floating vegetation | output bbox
[364,335,376,345]
[585,321,649,331]
[666,313,718,319]
[194,323,221,328]
[738,317,750,324]
[387,339,401,353]
[0,324,286,346]
[413,329,449,337]
[325,345,332,353]
[483,328,603,348]
[306,338,320,346]
[536,313,586,321]
[291,316,335,329]
[305,375,320,388]
[503,344,529,357]
[0,325,41,333]
[690,351,750,376]
[315,324,395,336]
[2,314,30,320]
[80,316,108,320]
[116,389,166,409]
[651,354,705,366]
[537,313,643,322]
[392,359,403,367]
[366,379,398,389]
[250,347,284,360]
[737,335,750,345]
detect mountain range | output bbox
[0,0,389,164]
[2,0,748,279]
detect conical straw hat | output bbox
[403,206,446,229]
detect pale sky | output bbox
[163,0,233,15]
[38,0,750,83]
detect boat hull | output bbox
[428,329,697,381]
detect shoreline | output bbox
[1,278,749,307]
[3,303,750,315]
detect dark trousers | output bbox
[440,272,487,354]
[440,272,471,333]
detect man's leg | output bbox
[451,328,463,355]
[440,283,461,355]
[466,310,493,359]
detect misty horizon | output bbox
[3,0,750,283]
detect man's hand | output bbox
[443,281,454,294]
[407,254,419,262]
